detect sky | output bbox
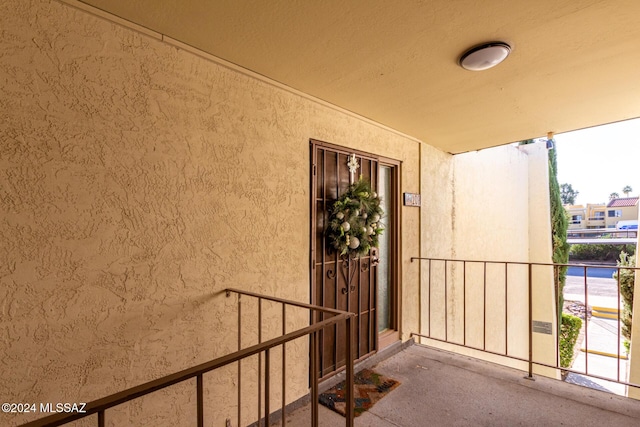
[554,118,640,206]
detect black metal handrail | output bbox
[21,289,356,427]
[410,257,640,392]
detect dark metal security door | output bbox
[310,140,378,378]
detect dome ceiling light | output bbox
[459,42,511,71]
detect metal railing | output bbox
[410,257,640,391]
[21,289,356,427]
[567,228,637,239]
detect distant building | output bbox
[586,204,607,229]
[566,204,585,229]
[565,197,638,230]
[565,203,607,229]
[605,197,639,229]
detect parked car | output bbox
[616,220,638,230]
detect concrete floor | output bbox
[279,344,640,427]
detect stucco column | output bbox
[520,142,560,379]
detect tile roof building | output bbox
[607,197,639,208]
[604,197,638,228]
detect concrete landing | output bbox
[279,344,640,426]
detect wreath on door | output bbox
[327,178,384,258]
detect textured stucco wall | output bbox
[418,145,529,367]
[454,146,530,366]
[419,144,454,338]
[417,144,556,375]
[0,1,424,426]
[1,0,559,424]
[521,142,559,377]
[452,146,530,262]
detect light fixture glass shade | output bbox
[459,42,511,71]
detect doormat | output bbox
[318,369,400,417]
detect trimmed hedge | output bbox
[570,244,635,261]
[613,252,635,341]
[560,313,582,368]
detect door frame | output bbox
[309,140,401,373]
[377,156,401,350]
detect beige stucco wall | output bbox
[1,1,559,425]
[522,143,559,378]
[452,147,530,262]
[417,143,557,376]
[1,1,426,426]
[417,144,454,341]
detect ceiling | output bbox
[80,0,640,154]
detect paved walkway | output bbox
[279,345,640,426]
[564,275,630,396]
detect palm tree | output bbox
[622,185,633,197]
[610,192,619,200]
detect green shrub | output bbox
[613,252,635,341]
[549,148,569,316]
[570,244,635,261]
[559,313,582,368]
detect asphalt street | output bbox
[564,275,619,298]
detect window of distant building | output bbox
[571,215,582,224]
[608,210,622,217]
[595,212,605,219]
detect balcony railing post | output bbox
[584,266,589,376]
[505,262,508,356]
[617,266,622,382]
[237,293,242,427]
[527,263,533,379]
[463,261,466,347]
[428,258,432,338]
[265,349,270,427]
[345,315,355,427]
[310,330,319,427]
[281,303,286,427]
[483,261,487,351]
[444,259,448,342]
[554,264,560,370]
[196,374,204,427]
[258,298,262,426]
